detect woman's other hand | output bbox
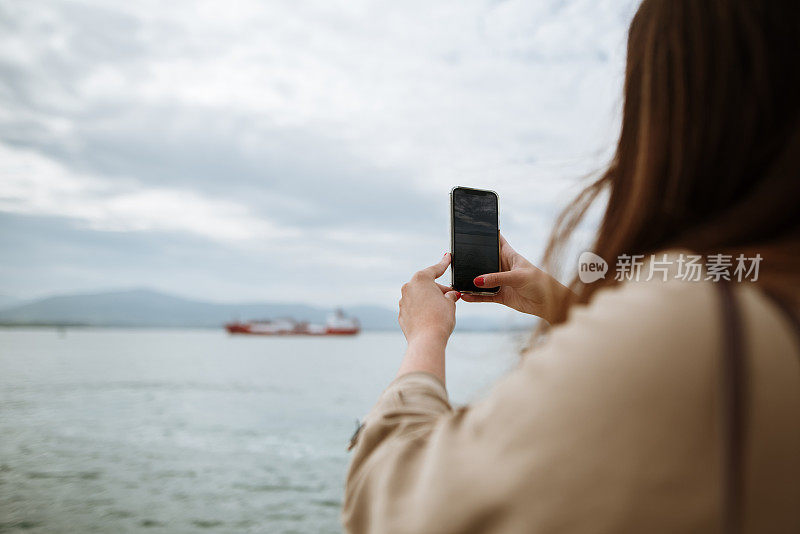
[398,253,461,345]
[461,234,574,324]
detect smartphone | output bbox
[450,186,500,295]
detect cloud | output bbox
[0,143,297,241]
[0,0,639,307]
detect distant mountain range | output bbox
[0,288,532,331]
[0,294,22,310]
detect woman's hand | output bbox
[396,253,460,383]
[398,253,461,344]
[461,234,574,324]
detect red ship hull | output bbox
[225,323,360,336]
[323,328,360,335]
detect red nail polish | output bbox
[474,276,484,286]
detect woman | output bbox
[343,0,800,532]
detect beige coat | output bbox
[342,272,800,533]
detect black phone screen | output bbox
[451,187,500,293]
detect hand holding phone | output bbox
[457,230,576,324]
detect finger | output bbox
[499,232,517,252]
[498,233,519,270]
[474,269,529,288]
[460,293,501,304]
[421,252,452,279]
[499,232,509,248]
[436,282,454,294]
[444,290,461,303]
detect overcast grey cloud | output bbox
[0,0,637,312]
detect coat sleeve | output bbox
[342,279,724,534]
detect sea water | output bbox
[0,329,521,533]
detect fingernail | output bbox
[474,276,484,286]
[455,292,461,300]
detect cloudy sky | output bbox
[0,0,637,312]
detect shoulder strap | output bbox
[717,285,800,534]
[760,289,800,355]
[718,282,746,534]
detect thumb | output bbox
[423,252,452,279]
[444,290,461,303]
[474,270,528,288]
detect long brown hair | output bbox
[542,0,800,324]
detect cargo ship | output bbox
[225,309,360,336]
